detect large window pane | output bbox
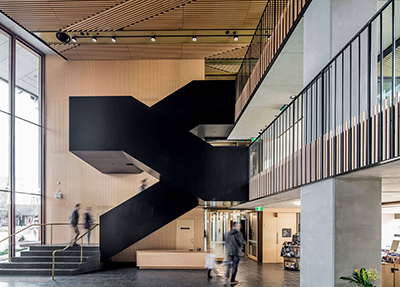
[0,112,10,191]
[0,31,10,113]
[15,193,40,252]
[0,191,10,261]
[15,42,40,124]
[15,119,40,194]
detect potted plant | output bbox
[340,268,380,287]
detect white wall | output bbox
[382,213,400,250]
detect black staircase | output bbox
[69,80,249,261]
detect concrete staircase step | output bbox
[11,256,90,263]
[29,245,99,252]
[21,250,96,257]
[1,262,82,269]
[0,268,79,276]
[0,245,102,276]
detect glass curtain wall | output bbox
[0,27,43,261]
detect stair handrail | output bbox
[52,223,99,280]
[0,222,85,262]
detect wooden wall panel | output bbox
[44,55,205,261]
[113,207,205,262]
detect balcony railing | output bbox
[249,0,400,200]
[235,0,311,121]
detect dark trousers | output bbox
[225,255,241,282]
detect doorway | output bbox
[176,219,194,250]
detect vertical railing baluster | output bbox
[391,0,396,158]
[349,44,353,171]
[379,14,383,163]
[367,23,372,166]
[333,59,339,175]
[341,52,345,173]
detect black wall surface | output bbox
[69,80,249,261]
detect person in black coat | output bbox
[223,222,246,285]
[69,203,81,246]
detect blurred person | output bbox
[205,249,217,279]
[223,221,246,285]
[84,207,94,244]
[69,203,81,246]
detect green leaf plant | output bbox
[340,268,378,287]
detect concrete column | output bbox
[300,177,381,287]
[303,0,376,85]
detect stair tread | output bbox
[12,255,92,259]
[0,268,78,271]
[0,262,81,266]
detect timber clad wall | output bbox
[45,55,205,261]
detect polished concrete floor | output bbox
[0,256,300,287]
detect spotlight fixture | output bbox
[267,35,271,40]
[71,37,77,43]
[290,95,296,100]
[92,37,97,43]
[55,32,70,43]
[111,37,116,42]
[233,35,239,41]
[192,36,197,42]
[151,36,156,42]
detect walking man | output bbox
[224,221,246,285]
[69,203,81,246]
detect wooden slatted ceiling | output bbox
[206,63,241,73]
[207,46,249,59]
[60,43,245,60]
[0,1,119,31]
[50,43,79,54]
[0,0,266,32]
[64,0,192,32]
[125,0,267,30]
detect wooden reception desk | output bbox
[136,250,207,269]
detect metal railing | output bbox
[0,222,82,262]
[52,223,99,280]
[235,0,311,120]
[249,0,400,200]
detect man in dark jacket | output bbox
[224,222,246,285]
[69,203,81,246]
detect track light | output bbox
[92,37,97,43]
[290,95,296,100]
[233,35,239,41]
[192,36,197,42]
[71,37,77,43]
[55,32,70,43]
[111,37,116,42]
[151,36,156,42]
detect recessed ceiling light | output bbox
[151,36,156,42]
[71,37,77,43]
[233,35,239,41]
[111,37,116,42]
[92,37,97,43]
[192,36,197,41]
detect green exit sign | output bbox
[255,206,263,211]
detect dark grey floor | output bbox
[0,256,300,287]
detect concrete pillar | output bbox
[300,177,381,287]
[303,0,376,85]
